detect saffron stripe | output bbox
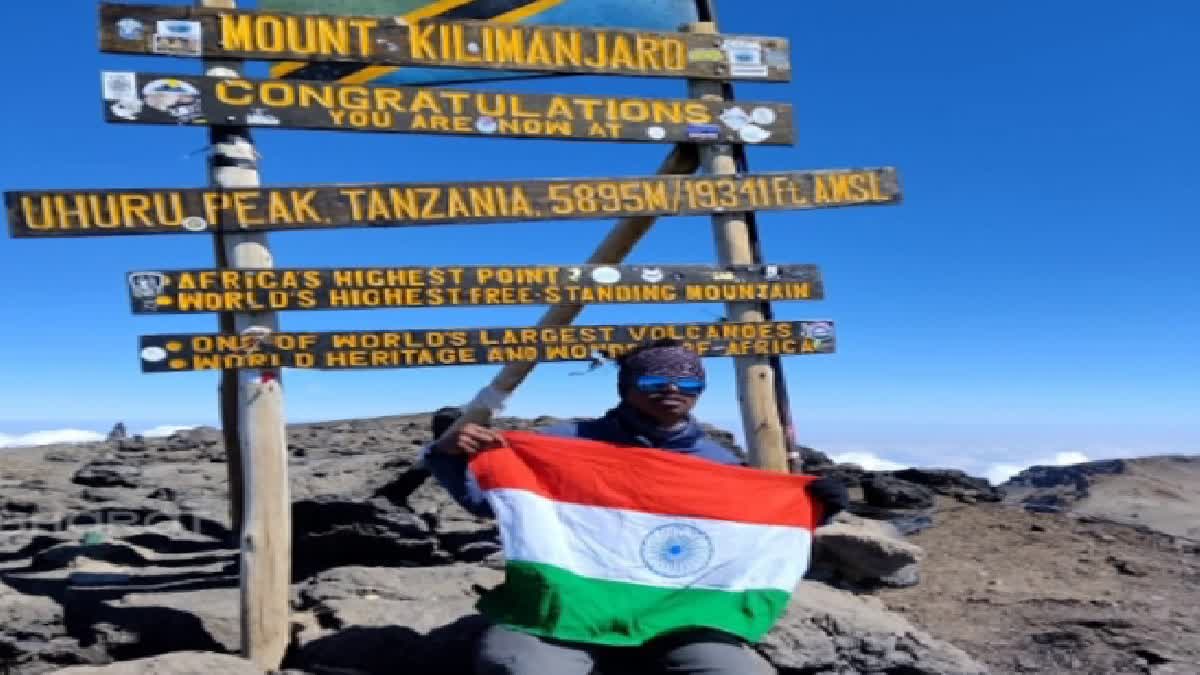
[470,432,820,528]
[479,560,791,646]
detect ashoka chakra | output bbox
[640,523,713,578]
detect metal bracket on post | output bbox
[200,0,291,669]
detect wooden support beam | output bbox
[200,0,291,669]
[454,144,699,426]
[687,21,790,473]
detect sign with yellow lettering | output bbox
[125,264,824,314]
[138,320,836,373]
[98,72,794,144]
[7,168,898,237]
[98,3,791,82]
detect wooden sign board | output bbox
[99,72,794,145]
[138,320,836,373]
[99,3,791,82]
[125,264,823,314]
[7,168,898,237]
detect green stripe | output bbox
[478,561,791,646]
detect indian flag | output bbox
[469,431,821,646]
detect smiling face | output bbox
[617,342,706,428]
[624,381,700,427]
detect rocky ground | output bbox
[0,413,1196,674]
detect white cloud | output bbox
[0,429,105,448]
[831,451,908,472]
[985,450,1091,485]
[139,425,195,438]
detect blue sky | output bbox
[1,1,1197,480]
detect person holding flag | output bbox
[424,339,848,675]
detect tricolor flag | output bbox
[470,431,821,646]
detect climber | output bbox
[424,338,848,675]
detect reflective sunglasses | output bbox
[635,375,706,396]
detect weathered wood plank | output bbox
[7,167,899,237]
[98,72,794,144]
[138,320,836,373]
[98,3,791,82]
[125,263,824,313]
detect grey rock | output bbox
[893,468,1004,503]
[809,515,925,588]
[52,652,263,675]
[758,581,987,674]
[72,463,141,490]
[290,565,503,675]
[291,497,441,577]
[862,474,936,510]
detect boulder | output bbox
[809,515,924,588]
[75,587,240,661]
[291,497,442,577]
[289,565,503,675]
[72,462,141,490]
[105,424,128,443]
[52,652,263,675]
[757,580,987,674]
[0,581,99,673]
[893,468,1003,503]
[862,474,936,509]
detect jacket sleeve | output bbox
[419,445,494,518]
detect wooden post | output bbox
[455,144,699,426]
[200,0,291,668]
[686,21,790,472]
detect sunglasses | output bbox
[635,375,706,396]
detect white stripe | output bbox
[484,488,811,593]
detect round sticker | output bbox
[591,267,621,284]
[475,116,498,134]
[646,126,667,140]
[751,107,777,125]
[738,124,771,144]
[181,216,207,232]
[141,346,168,362]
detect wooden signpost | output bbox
[138,320,836,373]
[8,168,898,236]
[125,264,824,313]
[99,3,792,82]
[100,71,795,143]
[1,0,904,668]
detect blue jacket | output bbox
[423,405,744,518]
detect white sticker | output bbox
[115,18,144,41]
[591,267,621,284]
[153,20,202,56]
[181,216,208,232]
[109,99,143,120]
[719,107,751,130]
[739,124,771,144]
[466,41,481,54]
[475,116,498,133]
[731,65,769,78]
[246,108,281,125]
[102,72,136,101]
[723,39,764,66]
[646,126,667,140]
[141,347,168,363]
[641,268,665,283]
[751,107,777,125]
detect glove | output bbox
[806,477,848,526]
